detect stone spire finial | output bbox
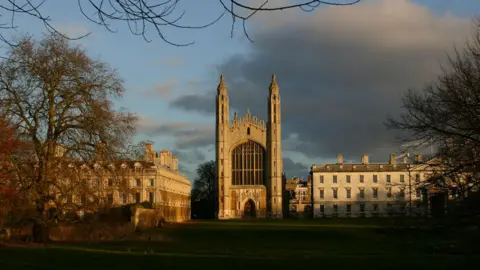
[269,73,278,92]
[217,73,227,93]
[233,112,237,120]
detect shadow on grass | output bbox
[1,219,479,270]
[0,245,478,270]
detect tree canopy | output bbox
[0,32,137,218]
[386,18,480,207]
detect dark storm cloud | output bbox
[170,0,471,162]
[283,157,309,179]
[137,118,215,150]
[174,149,207,164]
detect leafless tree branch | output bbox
[0,0,361,47]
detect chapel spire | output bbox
[217,73,227,94]
[269,73,278,93]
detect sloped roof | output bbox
[311,163,410,173]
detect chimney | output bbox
[389,153,396,164]
[167,151,173,168]
[337,154,343,165]
[403,156,408,164]
[160,150,167,166]
[172,156,179,172]
[361,154,369,164]
[54,144,66,158]
[414,154,424,164]
[145,142,154,162]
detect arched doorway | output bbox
[243,199,256,217]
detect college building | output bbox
[310,153,446,218]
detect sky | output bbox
[2,0,480,182]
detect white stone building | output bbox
[311,153,432,218]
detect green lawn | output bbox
[0,219,479,270]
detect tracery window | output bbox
[231,140,265,185]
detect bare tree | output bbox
[385,18,480,215]
[119,140,154,160]
[0,0,360,46]
[0,33,137,229]
[191,160,216,218]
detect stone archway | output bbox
[243,199,256,218]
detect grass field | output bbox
[0,219,479,270]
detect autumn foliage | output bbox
[0,115,20,207]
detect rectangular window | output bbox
[122,193,127,204]
[346,204,352,213]
[346,175,351,184]
[135,192,141,203]
[149,192,154,204]
[359,204,365,212]
[386,174,391,183]
[149,179,154,186]
[108,178,113,186]
[136,179,141,187]
[320,175,324,184]
[387,187,392,198]
[415,174,420,184]
[416,189,421,199]
[399,188,405,199]
[359,175,364,183]
[400,203,406,213]
[359,188,365,199]
[400,175,405,183]
[346,188,351,199]
[373,175,378,183]
[319,189,324,199]
[333,175,337,184]
[333,204,338,213]
[373,188,378,199]
[333,188,338,199]
[107,194,113,204]
[373,204,379,212]
[320,205,325,213]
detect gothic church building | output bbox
[215,74,283,219]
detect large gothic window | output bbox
[231,140,265,185]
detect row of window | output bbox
[319,174,421,184]
[89,178,189,193]
[101,192,189,206]
[319,203,408,213]
[318,188,422,199]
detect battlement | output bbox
[230,110,266,131]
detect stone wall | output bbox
[133,206,189,229]
[49,222,135,241]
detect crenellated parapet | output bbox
[230,110,266,131]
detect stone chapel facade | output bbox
[215,74,283,220]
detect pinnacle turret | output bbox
[217,74,227,94]
[269,73,278,93]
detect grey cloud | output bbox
[149,56,185,67]
[174,149,207,164]
[137,118,214,150]
[178,163,195,181]
[170,0,472,162]
[169,94,215,114]
[283,157,309,180]
[143,79,178,100]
